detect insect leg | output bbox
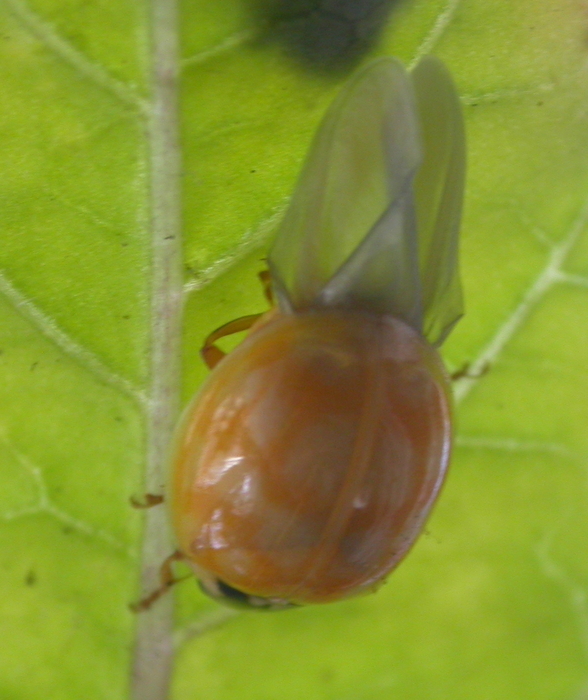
[258,269,274,305]
[130,550,189,613]
[201,314,263,369]
[129,493,164,509]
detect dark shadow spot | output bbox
[247,0,405,73]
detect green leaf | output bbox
[1,1,588,699]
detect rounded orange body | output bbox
[172,310,452,606]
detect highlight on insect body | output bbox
[169,55,466,611]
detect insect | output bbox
[171,56,465,610]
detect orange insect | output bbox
[172,56,465,610]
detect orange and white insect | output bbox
[172,56,465,610]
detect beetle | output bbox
[168,55,465,611]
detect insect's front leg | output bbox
[130,550,189,613]
[129,493,164,509]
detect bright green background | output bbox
[1,0,588,698]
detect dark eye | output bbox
[198,576,299,611]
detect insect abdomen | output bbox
[172,311,451,605]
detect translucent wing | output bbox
[268,58,423,330]
[268,56,465,345]
[412,56,465,345]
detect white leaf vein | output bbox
[536,529,588,664]
[409,0,461,68]
[0,270,147,408]
[454,195,588,405]
[456,435,579,459]
[461,82,555,105]
[181,29,255,70]
[130,0,184,696]
[4,0,148,115]
[0,428,132,555]
[183,205,286,295]
[555,271,588,289]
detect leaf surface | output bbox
[1,1,588,698]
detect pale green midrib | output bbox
[130,0,184,699]
[2,0,183,693]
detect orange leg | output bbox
[130,493,164,509]
[130,550,189,613]
[200,269,275,370]
[201,313,263,370]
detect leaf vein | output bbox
[454,195,588,405]
[554,271,588,289]
[0,429,132,555]
[182,29,255,70]
[173,608,239,647]
[461,82,555,106]
[456,435,580,459]
[0,270,147,408]
[130,0,184,695]
[535,530,588,663]
[4,0,148,115]
[409,0,461,68]
[183,205,286,295]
